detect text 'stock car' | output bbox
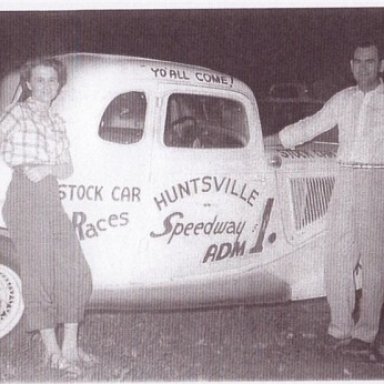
[0,53,341,338]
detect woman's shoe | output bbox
[43,352,62,369]
[77,348,100,367]
[44,353,83,378]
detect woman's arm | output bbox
[24,149,74,182]
[0,106,19,148]
[51,149,74,179]
[50,162,74,180]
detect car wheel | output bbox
[0,264,24,339]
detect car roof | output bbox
[0,52,256,112]
[53,52,254,96]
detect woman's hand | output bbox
[24,165,52,183]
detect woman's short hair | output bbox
[19,57,67,102]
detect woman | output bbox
[0,58,96,376]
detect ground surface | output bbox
[1,297,384,381]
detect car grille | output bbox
[290,176,335,230]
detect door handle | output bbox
[250,176,266,184]
[268,154,282,169]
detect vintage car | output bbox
[0,53,342,339]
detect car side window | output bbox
[164,93,249,149]
[99,92,146,144]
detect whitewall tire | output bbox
[0,264,24,339]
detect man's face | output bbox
[350,45,383,90]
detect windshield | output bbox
[164,93,249,148]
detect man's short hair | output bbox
[350,39,383,60]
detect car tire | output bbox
[0,264,24,339]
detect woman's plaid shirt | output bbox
[0,98,69,167]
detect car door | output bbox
[147,89,275,280]
[59,88,158,288]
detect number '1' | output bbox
[249,198,274,254]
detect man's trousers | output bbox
[325,166,384,343]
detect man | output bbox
[276,40,384,360]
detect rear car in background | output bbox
[258,82,327,136]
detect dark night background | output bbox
[3,7,384,381]
[0,8,383,98]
